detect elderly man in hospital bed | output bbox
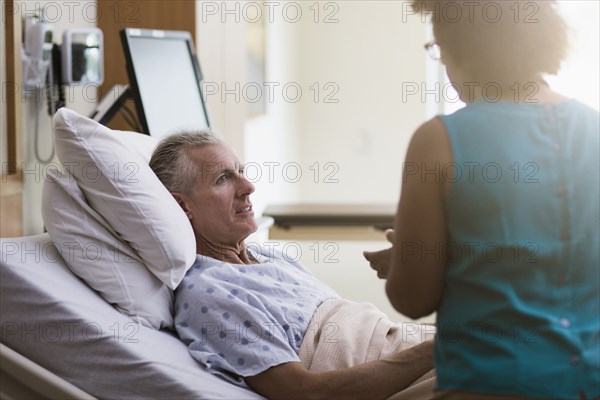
[149,130,435,400]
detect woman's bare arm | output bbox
[386,117,451,319]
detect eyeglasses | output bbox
[424,41,441,61]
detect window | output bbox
[546,1,599,111]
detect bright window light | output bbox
[546,1,600,111]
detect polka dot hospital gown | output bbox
[174,245,339,384]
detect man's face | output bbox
[184,142,257,247]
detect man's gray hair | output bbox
[149,129,222,195]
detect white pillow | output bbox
[52,108,196,289]
[42,168,174,329]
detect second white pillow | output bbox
[42,168,174,329]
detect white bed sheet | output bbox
[0,233,263,400]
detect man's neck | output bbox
[196,240,258,265]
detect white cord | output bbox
[33,85,55,164]
[24,50,55,163]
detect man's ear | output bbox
[171,192,193,220]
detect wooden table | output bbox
[263,203,396,241]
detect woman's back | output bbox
[436,98,600,398]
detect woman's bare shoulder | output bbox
[407,117,452,165]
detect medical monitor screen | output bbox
[120,29,210,138]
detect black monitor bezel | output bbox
[119,28,211,136]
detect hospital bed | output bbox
[0,108,266,399]
[0,233,264,400]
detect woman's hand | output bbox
[363,229,395,279]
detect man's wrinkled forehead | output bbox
[186,144,244,181]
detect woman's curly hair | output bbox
[412,0,569,85]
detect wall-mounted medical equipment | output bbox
[119,28,211,138]
[61,29,104,85]
[22,14,105,163]
[22,17,53,90]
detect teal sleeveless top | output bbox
[436,99,599,398]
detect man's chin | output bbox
[237,221,259,239]
[248,222,259,234]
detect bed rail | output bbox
[0,343,96,400]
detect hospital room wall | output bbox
[195,4,304,210]
[195,5,247,157]
[243,2,428,214]
[293,2,427,205]
[243,11,303,210]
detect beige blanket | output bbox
[299,298,437,399]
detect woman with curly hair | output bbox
[367,1,599,398]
